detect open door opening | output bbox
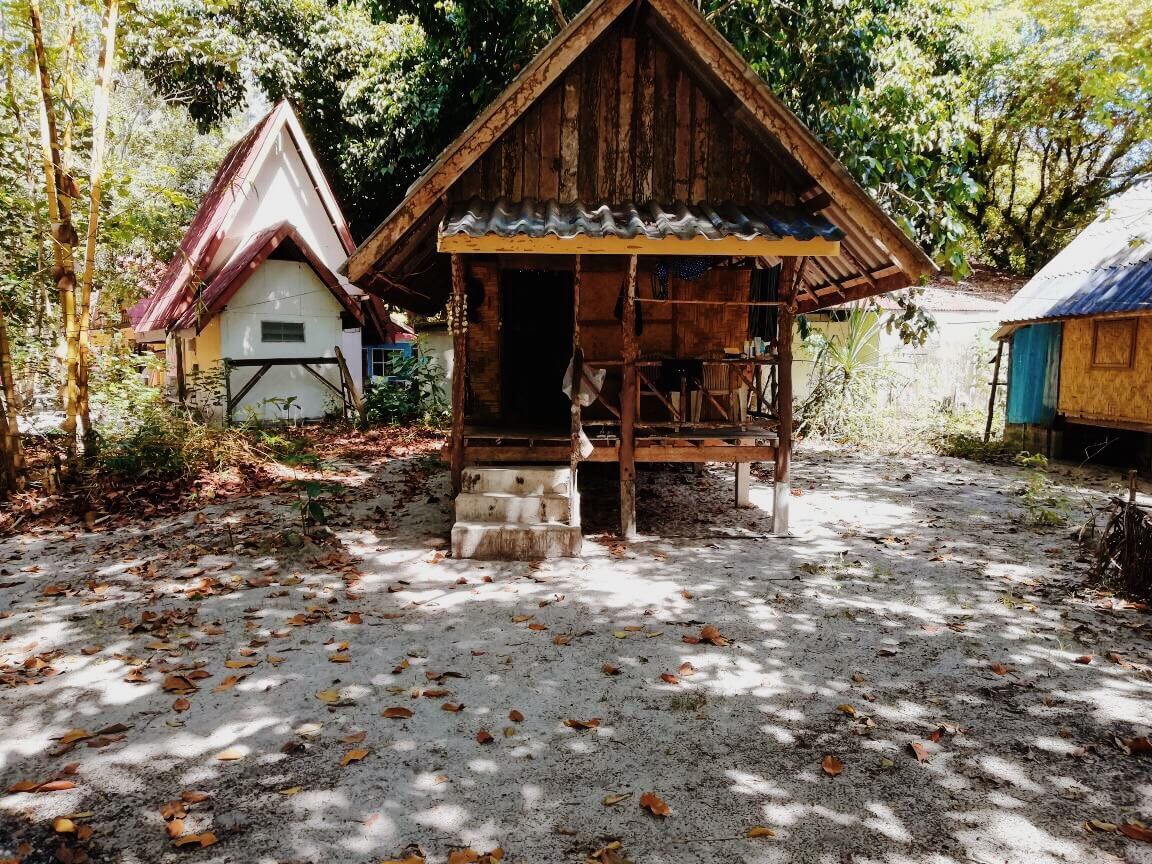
[501,269,574,428]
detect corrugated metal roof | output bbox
[440,198,845,244]
[1000,177,1152,324]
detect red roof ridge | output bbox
[136,101,355,337]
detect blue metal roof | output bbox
[999,177,1152,323]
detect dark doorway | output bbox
[501,269,574,427]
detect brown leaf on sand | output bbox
[639,791,671,817]
[601,664,621,676]
[678,662,696,676]
[423,689,450,698]
[341,748,370,766]
[1074,655,1093,665]
[564,718,600,730]
[181,791,211,803]
[162,674,198,694]
[698,625,730,646]
[1124,736,1152,754]
[508,710,524,723]
[447,850,478,864]
[909,742,930,763]
[1118,823,1152,843]
[172,832,217,848]
[382,707,414,720]
[172,698,191,712]
[660,673,680,685]
[441,703,464,713]
[475,729,493,744]
[821,755,844,776]
[746,826,776,838]
[215,747,244,761]
[213,675,242,693]
[989,662,1010,676]
[601,792,631,806]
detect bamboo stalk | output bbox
[77,0,120,451]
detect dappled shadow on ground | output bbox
[0,444,1149,864]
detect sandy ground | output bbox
[0,443,1150,864]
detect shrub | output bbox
[96,405,255,481]
[364,350,448,426]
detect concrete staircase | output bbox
[451,466,582,559]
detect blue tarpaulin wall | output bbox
[1007,323,1062,425]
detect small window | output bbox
[1091,318,1137,368]
[261,321,305,343]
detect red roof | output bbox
[135,101,355,335]
[173,222,362,332]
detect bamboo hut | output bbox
[995,177,1152,464]
[345,0,937,558]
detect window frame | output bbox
[1090,317,1137,369]
[260,320,306,344]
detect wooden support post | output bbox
[222,358,232,426]
[619,254,638,539]
[735,437,752,507]
[570,255,583,528]
[984,340,1004,443]
[450,253,467,497]
[174,337,186,404]
[773,257,796,536]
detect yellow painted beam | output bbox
[437,232,840,257]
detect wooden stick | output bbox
[773,257,796,536]
[984,340,1004,443]
[619,255,638,539]
[570,254,582,528]
[450,254,466,497]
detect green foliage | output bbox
[363,350,448,426]
[88,336,166,430]
[796,308,892,443]
[96,405,252,480]
[1013,452,1072,527]
[962,0,1152,272]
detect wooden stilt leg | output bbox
[619,254,638,540]
[773,258,796,536]
[735,438,752,507]
[570,254,582,528]
[450,253,467,497]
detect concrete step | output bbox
[455,491,572,524]
[451,521,582,560]
[461,466,569,496]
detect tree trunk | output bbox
[29,0,81,451]
[77,0,120,453]
[0,304,27,495]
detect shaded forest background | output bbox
[0,0,1148,485]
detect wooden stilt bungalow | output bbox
[345,0,936,557]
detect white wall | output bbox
[207,125,358,299]
[420,327,453,402]
[220,259,348,421]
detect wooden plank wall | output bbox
[451,19,800,206]
[461,258,750,424]
[1058,315,1152,426]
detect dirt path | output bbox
[0,443,1149,864]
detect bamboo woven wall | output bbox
[1058,315,1152,426]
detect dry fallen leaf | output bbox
[601,664,621,676]
[989,662,1010,675]
[382,707,414,720]
[508,710,524,723]
[162,674,198,694]
[909,742,930,763]
[173,698,191,712]
[342,748,370,766]
[564,718,600,730]
[678,662,696,676]
[442,703,464,713]
[601,792,631,806]
[660,673,680,685]
[52,817,75,834]
[172,832,217,849]
[213,675,242,693]
[447,850,478,864]
[224,659,256,669]
[639,791,671,817]
[836,704,856,717]
[181,791,211,804]
[1074,655,1093,665]
[215,747,244,761]
[475,729,494,744]
[746,826,776,838]
[821,755,844,776]
[1119,823,1152,843]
